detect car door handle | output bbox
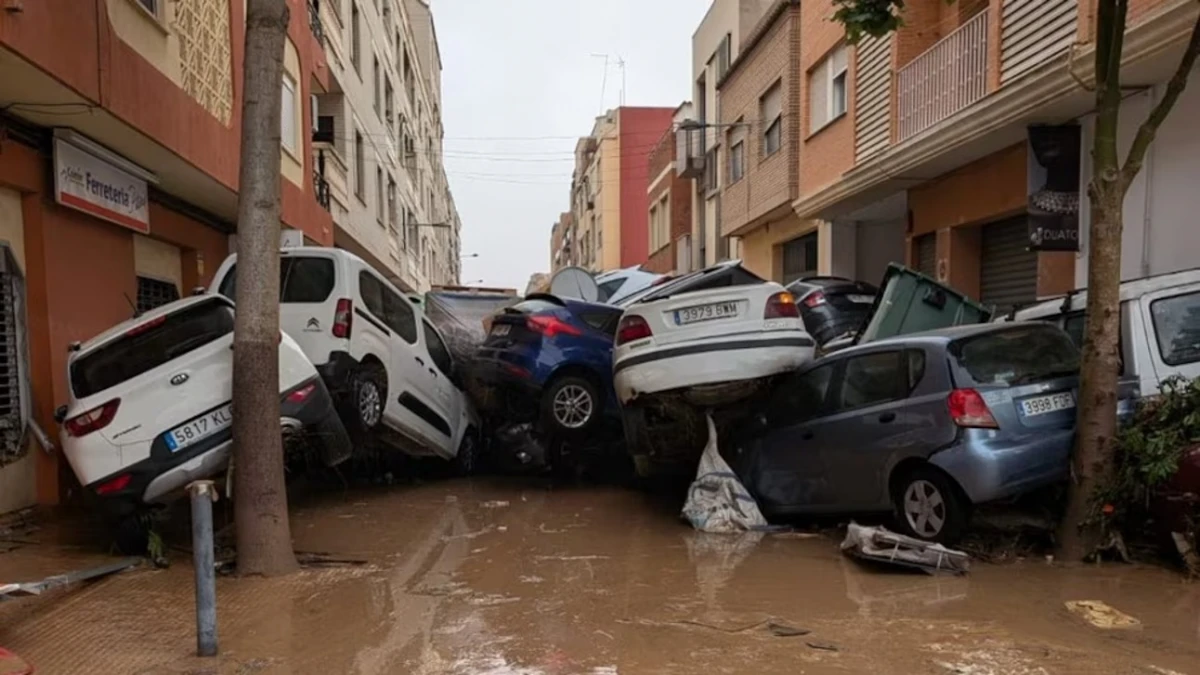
[428,368,437,377]
[878,412,896,423]
[415,356,425,366]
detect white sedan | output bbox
[612,261,816,406]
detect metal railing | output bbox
[313,172,331,210]
[308,2,325,46]
[896,10,988,141]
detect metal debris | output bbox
[1,557,139,601]
[1065,600,1141,629]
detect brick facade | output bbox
[644,125,692,274]
[717,1,802,238]
[799,0,856,196]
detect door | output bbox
[746,361,839,511]
[818,348,937,509]
[419,318,461,456]
[914,233,936,278]
[979,217,1038,314]
[378,283,451,451]
[1141,286,1200,385]
[781,232,819,284]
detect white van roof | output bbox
[1004,266,1200,321]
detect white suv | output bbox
[56,295,351,551]
[209,248,480,471]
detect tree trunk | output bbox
[232,0,297,577]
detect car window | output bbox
[950,325,1080,387]
[906,349,926,395]
[422,320,453,376]
[1150,291,1200,366]
[217,257,335,303]
[512,299,562,313]
[766,364,834,426]
[70,300,234,398]
[1038,310,1126,375]
[382,287,418,344]
[596,278,624,302]
[357,271,385,318]
[835,351,903,411]
[577,309,621,336]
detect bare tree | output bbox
[831,0,1200,558]
[232,0,297,577]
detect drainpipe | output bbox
[1140,88,1157,277]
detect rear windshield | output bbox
[510,299,562,314]
[632,264,764,304]
[70,300,235,398]
[949,325,1080,387]
[217,256,336,303]
[1150,291,1200,366]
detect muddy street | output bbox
[3,479,1199,674]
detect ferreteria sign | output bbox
[53,138,150,234]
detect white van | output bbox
[209,247,480,471]
[995,267,1200,403]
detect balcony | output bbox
[313,171,331,210]
[308,1,325,46]
[896,10,988,142]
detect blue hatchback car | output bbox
[473,294,625,438]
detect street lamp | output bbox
[460,253,479,259]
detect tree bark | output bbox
[232,0,297,577]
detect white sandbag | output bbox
[681,413,768,533]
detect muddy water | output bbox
[2,479,1198,674]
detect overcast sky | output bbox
[435,0,709,291]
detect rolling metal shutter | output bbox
[915,233,937,277]
[781,233,818,284]
[979,217,1037,313]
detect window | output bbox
[280,75,297,153]
[649,195,670,252]
[729,138,745,183]
[836,351,904,411]
[387,177,397,228]
[382,287,417,344]
[136,0,160,18]
[136,276,180,313]
[376,167,384,223]
[354,130,365,200]
[760,81,782,156]
[373,56,381,115]
[0,247,25,461]
[781,232,819,283]
[422,320,453,376]
[703,147,718,193]
[950,325,1080,387]
[767,364,834,425]
[351,2,362,73]
[1150,292,1200,366]
[715,33,731,80]
[216,256,336,304]
[597,278,625,302]
[384,77,395,132]
[70,300,234,398]
[809,44,848,133]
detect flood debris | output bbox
[681,414,767,533]
[806,640,839,652]
[1064,600,1141,629]
[767,622,810,637]
[0,557,139,601]
[840,522,970,575]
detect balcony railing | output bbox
[313,172,331,210]
[308,2,325,45]
[896,10,988,142]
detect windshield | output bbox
[70,300,235,399]
[949,325,1080,387]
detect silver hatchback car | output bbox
[732,322,1080,543]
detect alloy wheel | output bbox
[903,479,946,539]
[552,384,593,429]
[358,381,382,428]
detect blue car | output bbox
[472,294,624,438]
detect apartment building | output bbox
[551,212,574,272]
[644,103,695,275]
[311,0,460,293]
[784,0,1200,311]
[565,106,675,273]
[0,0,334,512]
[683,0,775,272]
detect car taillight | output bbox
[526,315,582,338]
[64,399,121,437]
[125,315,166,338]
[286,383,317,403]
[95,473,132,496]
[765,291,800,319]
[947,389,998,429]
[332,298,353,338]
[616,316,652,346]
[803,291,827,308]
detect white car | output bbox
[594,266,668,306]
[56,295,351,552]
[612,261,817,406]
[209,247,481,472]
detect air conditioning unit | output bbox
[675,120,705,179]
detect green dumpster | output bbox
[856,263,992,344]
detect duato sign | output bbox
[53,138,150,234]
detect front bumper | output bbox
[613,333,815,404]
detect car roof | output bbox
[74,295,229,357]
[850,321,1057,351]
[1004,266,1200,321]
[522,293,622,313]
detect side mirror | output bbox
[54,405,67,425]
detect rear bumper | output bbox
[469,348,546,414]
[316,350,360,394]
[87,376,335,510]
[613,333,815,404]
[929,427,1074,504]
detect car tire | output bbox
[541,375,601,437]
[454,427,479,476]
[344,362,388,441]
[111,513,150,556]
[892,466,969,544]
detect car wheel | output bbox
[346,363,388,438]
[111,513,150,556]
[542,375,601,437]
[454,428,479,476]
[892,466,969,544]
